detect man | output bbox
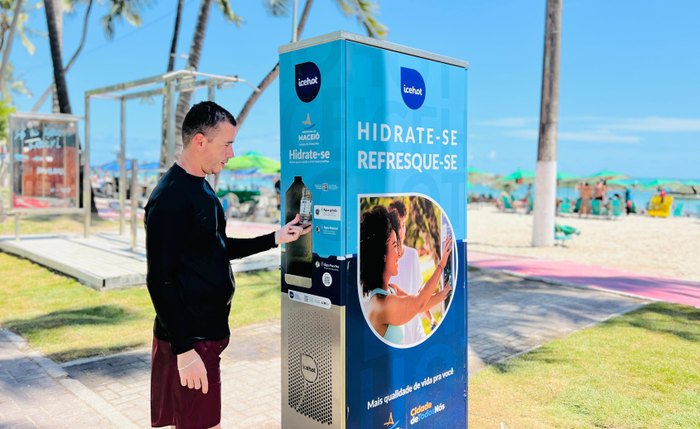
[145,101,309,428]
[388,200,435,344]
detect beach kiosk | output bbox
[279,32,468,428]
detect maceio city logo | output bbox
[400,67,426,110]
[295,62,321,103]
[383,411,401,429]
[409,401,446,425]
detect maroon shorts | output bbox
[151,337,229,429]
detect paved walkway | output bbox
[1,269,646,428]
[469,250,700,308]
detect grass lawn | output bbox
[469,302,700,428]
[0,252,281,362]
[0,213,118,236]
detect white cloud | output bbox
[505,129,538,140]
[504,129,640,144]
[604,117,700,132]
[559,131,640,143]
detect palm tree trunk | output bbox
[532,0,562,247]
[31,0,94,112]
[0,0,25,96]
[173,0,213,159]
[159,0,184,170]
[236,0,314,128]
[44,0,71,114]
[167,0,184,72]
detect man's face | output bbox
[200,121,236,175]
[396,215,406,256]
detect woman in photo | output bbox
[360,205,453,344]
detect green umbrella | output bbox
[224,151,280,173]
[467,166,492,185]
[467,166,483,174]
[587,169,629,181]
[605,179,636,190]
[556,172,580,188]
[497,168,535,183]
[643,180,699,194]
[676,180,700,194]
[641,179,682,191]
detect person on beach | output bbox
[145,101,310,429]
[387,200,437,343]
[594,180,607,203]
[578,182,593,216]
[360,205,452,345]
[657,186,667,204]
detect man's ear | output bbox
[192,133,206,148]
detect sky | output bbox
[7,0,700,179]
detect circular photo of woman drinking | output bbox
[358,194,456,348]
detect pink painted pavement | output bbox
[468,250,700,308]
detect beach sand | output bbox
[467,205,700,282]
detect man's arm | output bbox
[224,213,310,260]
[225,232,277,260]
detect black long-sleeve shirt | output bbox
[145,163,276,354]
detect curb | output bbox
[0,329,139,429]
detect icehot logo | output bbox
[400,67,426,110]
[295,62,321,103]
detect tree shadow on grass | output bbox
[485,303,700,375]
[51,342,146,363]
[602,302,700,343]
[4,305,137,335]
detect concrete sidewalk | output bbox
[0,270,646,428]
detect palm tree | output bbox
[236,0,386,128]
[157,0,183,170]
[0,0,25,96]
[43,0,149,210]
[33,0,146,112]
[31,0,95,111]
[166,0,241,165]
[532,0,562,247]
[44,0,71,113]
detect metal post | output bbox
[130,159,138,251]
[119,97,127,235]
[166,81,176,167]
[208,84,215,102]
[14,213,20,241]
[292,0,298,43]
[83,96,91,237]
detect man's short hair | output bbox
[181,101,237,148]
[388,200,407,218]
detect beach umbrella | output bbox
[604,179,631,190]
[640,179,682,191]
[98,160,136,172]
[675,180,700,195]
[497,168,535,184]
[467,166,491,184]
[556,172,580,188]
[138,162,161,171]
[224,151,280,173]
[587,169,629,181]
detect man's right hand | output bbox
[177,349,208,394]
